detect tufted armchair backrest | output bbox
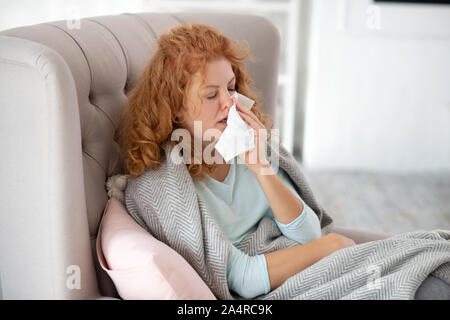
[0,12,280,299]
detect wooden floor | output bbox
[299,166,450,235]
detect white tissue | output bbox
[215,91,256,162]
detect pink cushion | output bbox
[96,197,216,300]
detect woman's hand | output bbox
[323,233,357,251]
[264,233,356,291]
[234,97,270,174]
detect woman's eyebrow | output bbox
[202,76,235,89]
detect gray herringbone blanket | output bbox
[124,141,450,300]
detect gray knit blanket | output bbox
[124,141,450,300]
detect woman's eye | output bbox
[207,88,236,100]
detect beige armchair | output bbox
[0,11,391,300]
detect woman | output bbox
[117,23,449,299]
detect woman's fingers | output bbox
[238,110,269,146]
[234,98,264,127]
[238,110,261,131]
[233,97,269,167]
[238,110,269,167]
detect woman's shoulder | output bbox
[126,162,169,189]
[125,153,191,197]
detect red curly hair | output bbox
[116,23,275,180]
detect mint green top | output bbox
[193,158,320,246]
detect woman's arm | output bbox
[253,166,304,224]
[227,245,271,298]
[264,233,356,290]
[274,202,323,244]
[234,98,305,225]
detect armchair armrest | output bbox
[0,35,99,299]
[330,225,393,244]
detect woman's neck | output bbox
[208,162,231,182]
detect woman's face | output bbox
[182,57,236,141]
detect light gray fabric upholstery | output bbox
[330,226,392,245]
[0,12,390,299]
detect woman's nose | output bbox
[222,94,233,110]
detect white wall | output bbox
[0,0,147,31]
[302,0,450,172]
